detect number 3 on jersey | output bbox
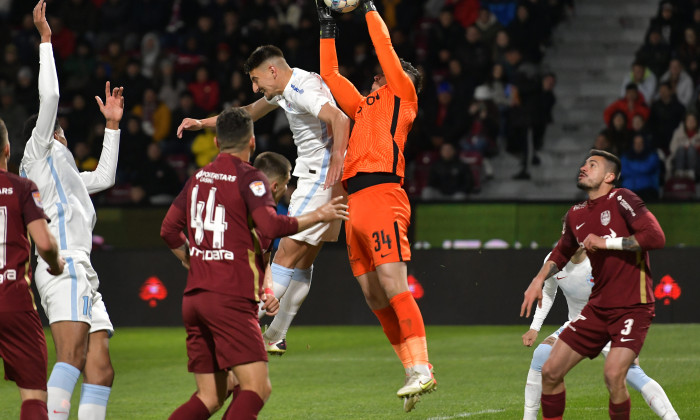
[190,185,228,248]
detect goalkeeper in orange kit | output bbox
[315,0,435,412]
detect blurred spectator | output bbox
[60,0,97,35]
[63,39,97,94]
[0,86,27,148]
[531,72,557,162]
[620,61,657,106]
[593,130,617,155]
[99,0,131,38]
[117,114,151,184]
[636,27,672,78]
[118,60,151,112]
[73,141,98,172]
[676,27,700,82]
[65,93,96,144]
[48,15,76,60]
[658,58,694,106]
[131,142,182,206]
[492,29,510,64]
[649,1,683,48]
[421,143,474,201]
[456,25,491,85]
[428,81,466,148]
[140,32,163,79]
[602,111,632,156]
[132,87,172,142]
[191,123,218,167]
[507,3,544,62]
[170,91,205,147]
[620,134,662,202]
[213,43,237,88]
[100,39,129,81]
[474,7,503,47]
[155,58,187,111]
[604,83,649,129]
[14,66,36,114]
[428,7,465,64]
[0,44,21,83]
[188,66,220,113]
[649,81,686,154]
[667,112,700,180]
[459,84,499,178]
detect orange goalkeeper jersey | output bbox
[320,11,418,183]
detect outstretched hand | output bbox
[520,279,544,319]
[33,0,51,42]
[177,118,203,138]
[316,196,349,223]
[95,81,125,129]
[323,152,344,190]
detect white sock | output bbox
[413,364,431,378]
[47,362,80,420]
[78,383,111,420]
[640,380,679,420]
[263,266,312,342]
[524,368,541,420]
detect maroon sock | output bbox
[541,390,566,419]
[223,390,264,420]
[21,399,48,420]
[609,398,631,420]
[168,393,211,420]
[222,385,241,419]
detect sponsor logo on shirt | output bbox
[617,195,636,217]
[249,181,266,197]
[600,210,610,226]
[572,202,587,211]
[196,170,237,183]
[190,246,234,261]
[290,84,305,94]
[0,269,17,284]
[0,187,13,195]
[32,191,43,208]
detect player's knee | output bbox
[604,366,628,391]
[261,379,272,402]
[540,362,563,386]
[530,343,552,371]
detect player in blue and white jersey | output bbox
[177,45,351,355]
[19,2,124,419]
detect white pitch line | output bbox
[426,409,506,419]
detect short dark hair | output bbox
[400,58,423,94]
[244,45,284,74]
[216,108,253,151]
[589,149,621,181]
[253,151,291,182]
[22,114,61,145]
[0,118,8,150]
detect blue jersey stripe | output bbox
[47,156,69,250]
[293,122,331,216]
[66,257,78,321]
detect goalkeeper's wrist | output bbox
[362,0,377,14]
[605,237,623,250]
[320,22,337,39]
[264,287,274,297]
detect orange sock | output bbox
[373,306,413,369]
[390,291,429,366]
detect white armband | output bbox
[605,237,623,250]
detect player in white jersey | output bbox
[177,45,350,354]
[522,247,679,420]
[19,3,124,419]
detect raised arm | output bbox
[80,82,124,193]
[362,3,417,101]
[24,0,59,161]
[316,2,365,117]
[177,98,278,138]
[318,103,350,189]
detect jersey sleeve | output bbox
[160,178,191,249]
[530,277,558,331]
[80,128,120,194]
[365,11,417,101]
[319,39,364,118]
[23,43,60,162]
[20,178,49,226]
[240,168,298,239]
[616,189,665,250]
[549,210,580,270]
[293,74,331,118]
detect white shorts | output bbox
[286,177,343,246]
[35,252,114,336]
[547,321,570,341]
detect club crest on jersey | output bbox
[32,191,44,208]
[249,181,266,197]
[600,210,610,226]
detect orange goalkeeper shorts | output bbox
[345,182,411,277]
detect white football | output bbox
[323,0,360,13]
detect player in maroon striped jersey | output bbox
[521,149,666,420]
[0,118,64,420]
[161,108,347,420]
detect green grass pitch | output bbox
[1,324,698,419]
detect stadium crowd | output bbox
[601,0,700,201]
[0,0,570,204]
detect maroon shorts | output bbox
[559,303,654,358]
[0,310,48,390]
[182,291,267,374]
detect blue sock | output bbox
[47,362,81,418]
[626,364,652,392]
[271,263,295,298]
[530,343,552,371]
